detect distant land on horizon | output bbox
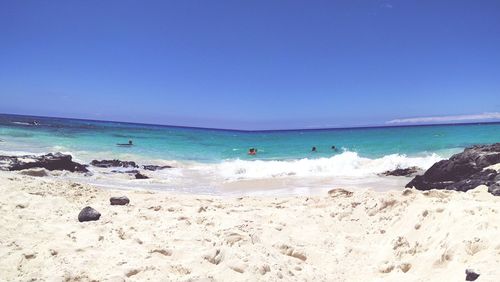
[1,112,500,133]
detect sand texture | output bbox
[1,170,499,281]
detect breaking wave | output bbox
[208,151,443,180]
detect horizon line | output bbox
[1,112,500,133]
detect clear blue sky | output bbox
[1,0,499,130]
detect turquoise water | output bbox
[1,114,499,163]
[1,114,499,194]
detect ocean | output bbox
[1,113,499,195]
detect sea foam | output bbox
[209,151,443,180]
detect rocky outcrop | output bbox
[487,182,500,196]
[110,196,130,205]
[381,167,419,177]
[142,165,173,171]
[91,159,138,168]
[135,172,149,179]
[406,143,500,195]
[0,153,88,173]
[78,206,101,222]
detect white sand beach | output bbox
[1,170,499,281]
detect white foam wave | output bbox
[208,151,443,180]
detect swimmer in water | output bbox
[248,148,257,155]
[312,146,317,152]
[331,145,338,151]
[117,140,133,146]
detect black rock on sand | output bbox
[135,172,149,179]
[78,206,101,222]
[110,196,130,205]
[465,269,480,281]
[0,153,88,173]
[91,159,138,168]
[406,143,500,195]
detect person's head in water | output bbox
[248,148,256,155]
[312,146,317,152]
[128,140,133,145]
[331,145,336,150]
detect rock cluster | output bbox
[406,143,500,195]
[90,159,138,168]
[0,153,88,173]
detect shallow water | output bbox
[1,114,499,194]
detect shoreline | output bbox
[0,149,434,196]
[1,170,499,281]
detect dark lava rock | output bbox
[91,159,138,168]
[406,143,500,195]
[447,169,499,192]
[0,153,88,173]
[488,182,500,196]
[142,165,173,171]
[381,167,419,177]
[110,196,130,205]
[135,172,149,179]
[111,169,140,174]
[465,269,480,281]
[78,206,101,222]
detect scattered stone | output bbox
[381,167,419,177]
[78,206,101,222]
[0,153,88,172]
[135,172,149,179]
[90,159,138,168]
[465,269,480,281]
[110,196,130,205]
[142,165,173,171]
[406,143,500,195]
[23,253,36,259]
